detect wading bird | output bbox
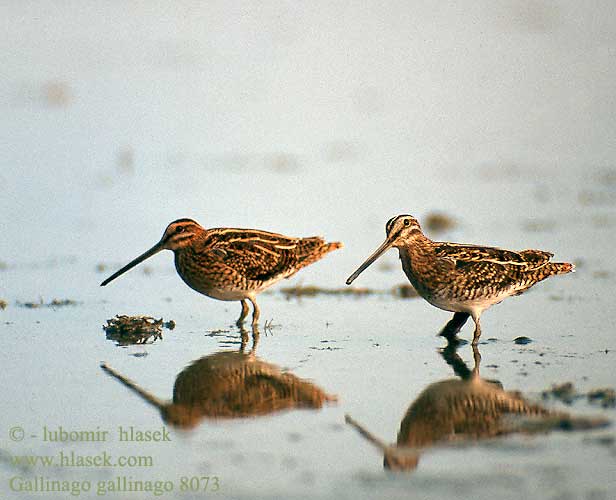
[101,219,342,326]
[346,215,573,344]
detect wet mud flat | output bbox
[2,167,616,500]
[2,4,616,496]
[1,260,615,500]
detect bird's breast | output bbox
[398,248,518,312]
[173,252,246,298]
[398,249,444,297]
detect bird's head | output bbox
[383,214,422,247]
[100,218,205,286]
[346,214,422,285]
[159,219,204,251]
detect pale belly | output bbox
[178,271,274,302]
[201,287,252,301]
[423,294,509,315]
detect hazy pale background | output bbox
[2,1,615,269]
[1,2,616,499]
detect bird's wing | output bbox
[434,242,532,269]
[518,249,554,270]
[203,229,302,282]
[432,243,556,291]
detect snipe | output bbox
[345,340,606,472]
[101,219,342,326]
[101,341,336,429]
[346,214,574,344]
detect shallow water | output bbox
[2,2,616,499]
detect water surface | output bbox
[2,2,616,499]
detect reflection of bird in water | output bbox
[346,215,574,344]
[101,218,342,328]
[101,335,336,430]
[346,341,608,471]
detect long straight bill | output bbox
[100,362,166,409]
[345,239,393,285]
[100,242,163,286]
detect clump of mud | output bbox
[514,336,533,345]
[391,284,419,298]
[522,219,557,232]
[588,389,616,408]
[543,382,577,404]
[96,263,152,275]
[42,81,72,107]
[424,212,456,234]
[511,414,611,433]
[103,315,175,345]
[280,284,418,299]
[542,382,616,408]
[17,298,79,308]
[280,285,374,298]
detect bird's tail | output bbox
[325,241,343,252]
[296,238,343,268]
[514,260,575,296]
[549,262,575,275]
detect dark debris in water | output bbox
[391,284,419,298]
[583,435,615,447]
[592,270,611,279]
[280,284,418,299]
[424,212,456,234]
[42,81,72,107]
[377,260,396,272]
[578,189,616,207]
[97,262,153,276]
[514,336,533,345]
[522,218,556,233]
[588,388,616,408]
[281,285,373,298]
[542,382,616,408]
[0,300,7,310]
[17,298,79,308]
[103,315,175,346]
[205,329,231,336]
[513,414,610,433]
[543,382,576,404]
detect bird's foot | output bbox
[443,336,468,348]
[437,312,470,340]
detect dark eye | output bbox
[404,219,410,227]
[176,226,185,233]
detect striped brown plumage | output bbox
[345,342,605,472]
[101,219,342,326]
[346,214,574,344]
[101,350,337,430]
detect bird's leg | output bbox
[471,343,482,378]
[236,299,250,326]
[250,324,260,354]
[238,322,259,353]
[238,325,250,353]
[248,297,260,326]
[471,312,482,346]
[438,312,470,340]
[440,340,473,380]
